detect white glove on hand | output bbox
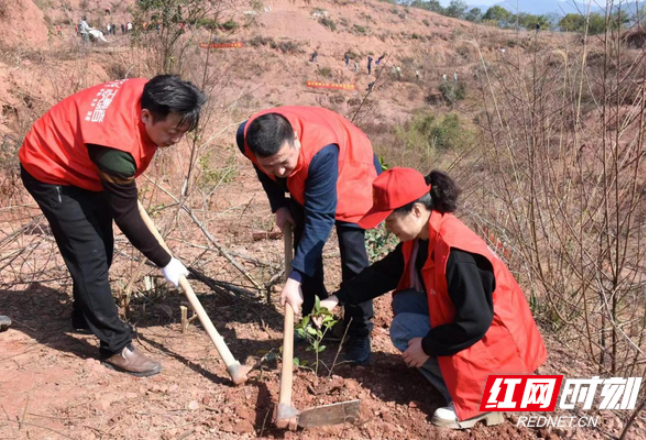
[162,257,188,287]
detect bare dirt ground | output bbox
[1,1,645,439]
[0,278,579,440]
[1,164,643,440]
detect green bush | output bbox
[196,18,218,30]
[438,81,466,103]
[220,20,239,31]
[275,40,301,54]
[396,111,475,154]
[428,114,467,150]
[318,67,333,78]
[319,17,336,31]
[248,35,275,46]
[423,19,430,26]
[346,50,359,59]
[353,24,366,34]
[199,153,238,189]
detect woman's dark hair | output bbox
[141,75,206,131]
[394,170,460,215]
[246,113,295,158]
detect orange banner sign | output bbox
[199,42,243,49]
[306,81,356,91]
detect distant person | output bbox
[416,69,420,81]
[121,23,125,34]
[111,23,116,35]
[157,23,161,33]
[535,23,540,33]
[127,22,133,33]
[310,50,319,63]
[442,73,447,82]
[367,55,373,75]
[106,24,111,35]
[78,17,90,44]
[453,72,458,82]
[367,81,375,91]
[354,60,359,73]
[345,52,350,67]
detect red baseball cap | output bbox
[358,167,431,230]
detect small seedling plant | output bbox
[294,297,338,374]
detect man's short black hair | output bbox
[246,113,295,158]
[141,75,207,131]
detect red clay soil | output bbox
[1,1,645,440]
[0,0,48,50]
[0,280,533,440]
[1,268,641,439]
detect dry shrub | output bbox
[470,25,646,399]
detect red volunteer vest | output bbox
[20,78,158,191]
[396,212,547,420]
[242,106,377,223]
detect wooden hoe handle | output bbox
[137,202,249,385]
[276,223,298,429]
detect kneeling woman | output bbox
[315,167,547,429]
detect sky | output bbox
[438,0,617,7]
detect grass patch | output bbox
[319,17,336,31]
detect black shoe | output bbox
[0,315,11,332]
[344,335,372,365]
[71,310,91,334]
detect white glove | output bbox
[162,257,188,287]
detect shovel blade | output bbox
[297,399,361,428]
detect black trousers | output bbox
[290,201,374,337]
[21,166,132,355]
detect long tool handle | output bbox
[276,223,298,428]
[137,202,247,384]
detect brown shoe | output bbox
[101,345,162,377]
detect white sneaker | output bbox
[0,315,10,331]
[431,403,504,429]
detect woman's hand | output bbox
[402,337,430,368]
[312,295,340,328]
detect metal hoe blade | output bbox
[297,400,361,428]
